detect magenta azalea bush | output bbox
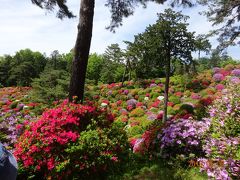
[215,84,225,91]
[14,101,129,179]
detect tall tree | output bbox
[127,9,195,121]
[103,43,124,63]
[157,9,195,121]
[31,0,194,102]
[50,50,60,70]
[68,0,95,102]
[195,35,211,59]
[86,53,104,84]
[100,44,125,83]
[125,31,166,79]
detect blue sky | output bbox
[0,0,239,60]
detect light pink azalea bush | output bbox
[198,81,240,179]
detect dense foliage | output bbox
[0,63,239,179]
[0,49,47,86]
[30,69,70,103]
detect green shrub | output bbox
[137,89,146,95]
[0,131,7,143]
[30,70,69,103]
[169,96,181,104]
[138,95,145,102]
[150,92,159,99]
[129,107,145,117]
[127,126,144,138]
[184,90,191,97]
[9,101,18,109]
[167,106,176,115]
[179,104,194,114]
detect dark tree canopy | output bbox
[31,0,75,19]
[199,0,240,50]
[31,0,194,30]
[105,0,195,31]
[0,49,47,86]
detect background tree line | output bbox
[0,22,238,90]
[0,41,237,89]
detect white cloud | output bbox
[0,1,239,60]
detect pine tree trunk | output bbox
[127,58,132,81]
[192,60,197,74]
[69,0,95,102]
[180,62,184,75]
[121,63,127,86]
[163,56,170,122]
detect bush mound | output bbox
[14,100,129,179]
[159,118,210,158]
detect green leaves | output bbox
[86,53,104,84]
[198,0,240,50]
[0,49,47,87]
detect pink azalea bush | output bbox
[213,73,225,82]
[215,84,225,91]
[230,76,240,84]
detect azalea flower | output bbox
[157,96,164,101]
[101,102,108,107]
[144,97,149,101]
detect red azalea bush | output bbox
[186,79,207,92]
[14,100,129,179]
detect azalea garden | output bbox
[1,0,240,179]
[0,61,239,179]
